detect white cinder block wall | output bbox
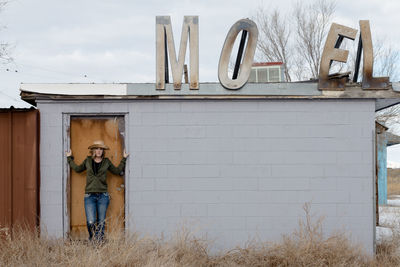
[39,99,376,253]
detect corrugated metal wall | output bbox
[0,109,40,231]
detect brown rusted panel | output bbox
[11,110,39,230]
[69,117,125,240]
[0,112,12,229]
[12,112,25,226]
[0,109,39,231]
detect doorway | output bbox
[68,116,125,239]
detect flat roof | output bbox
[20,82,400,110]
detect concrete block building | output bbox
[21,82,400,254]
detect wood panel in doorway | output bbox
[69,116,125,240]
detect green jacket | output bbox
[67,156,126,193]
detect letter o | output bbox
[218,19,258,90]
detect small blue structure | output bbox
[376,122,400,205]
[376,122,388,205]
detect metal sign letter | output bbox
[318,23,357,90]
[359,20,389,90]
[156,16,199,90]
[218,19,258,90]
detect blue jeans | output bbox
[84,192,110,242]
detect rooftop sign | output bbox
[19,17,400,106]
[156,16,391,91]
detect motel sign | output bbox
[155,16,389,91]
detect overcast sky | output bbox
[0,0,399,100]
[1,0,400,159]
[3,1,400,154]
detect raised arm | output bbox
[66,149,87,173]
[108,149,129,175]
[107,157,127,175]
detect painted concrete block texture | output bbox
[38,99,376,254]
[39,106,64,235]
[129,99,375,254]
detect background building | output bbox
[248,62,285,83]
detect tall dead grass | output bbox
[376,203,400,266]
[1,205,399,266]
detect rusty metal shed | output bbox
[0,101,40,232]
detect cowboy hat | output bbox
[88,140,109,150]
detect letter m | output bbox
[156,16,199,90]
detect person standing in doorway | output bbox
[66,140,129,242]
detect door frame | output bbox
[62,112,129,238]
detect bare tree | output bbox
[375,44,399,81]
[293,0,336,80]
[255,8,292,81]
[376,104,400,131]
[253,0,335,81]
[254,0,400,128]
[373,38,400,127]
[0,0,12,64]
[345,35,399,83]
[254,0,399,83]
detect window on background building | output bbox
[268,67,280,82]
[258,68,268,82]
[248,63,284,83]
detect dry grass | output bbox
[376,223,400,266]
[1,205,399,266]
[376,199,400,266]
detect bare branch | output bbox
[0,0,12,64]
[375,43,399,81]
[293,0,336,79]
[253,6,292,81]
[254,0,397,83]
[347,35,399,82]
[254,0,336,81]
[376,104,400,131]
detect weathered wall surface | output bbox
[0,109,40,231]
[38,99,375,253]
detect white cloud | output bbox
[0,0,398,98]
[46,15,154,46]
[13,47,154,82]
